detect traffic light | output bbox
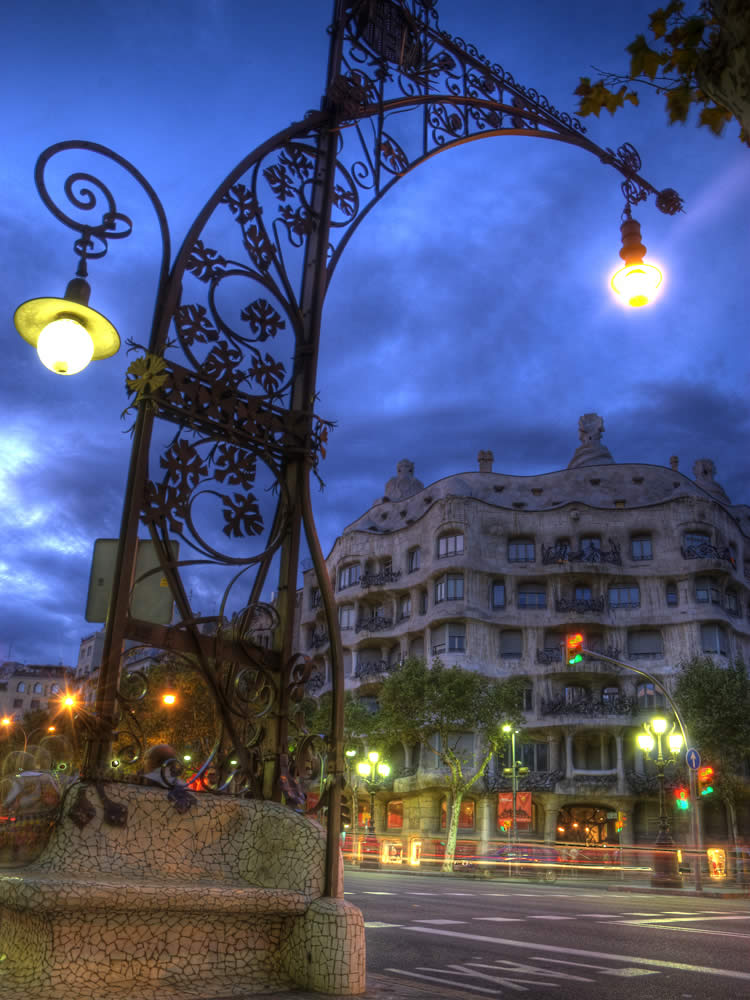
[566,633,584,665]
[340,797,352,830]
[673,786,690,811]
[698,765,714,796]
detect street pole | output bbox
[583,647,703,892]
[510,730,518,843]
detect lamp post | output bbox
[356,751,390,870]
[637,716,684,887]
[13,0,680,914]
[501,724,528,843]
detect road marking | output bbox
[460,959,594,984]
[445,892,474,896]
[413,918,467,924]
[383,970,502,995]
[402,925,750,982]
[534,957,658,978]
[406,891,438,895]
[579,913,619,918]
[527,915,575,920]
[662,910,695,914]
[622,915,750,924]
[474,917,524,922]
[362,890,395,895]
[364,921,402,928]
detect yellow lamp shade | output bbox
[668,731,683,753]
[637,732,655,753]
[367,750,379,763]
[376,762,390,777]
[356,761,370,777]
[651,717,668,735]
[14,277,120,375]
[611,262,663,307]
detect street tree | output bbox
[377,657,526,871]
[674,655,750,845]
[575,1,749,143]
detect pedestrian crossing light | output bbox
[673,786,690,810]
[698,765,714,796]
[566,633,584,665]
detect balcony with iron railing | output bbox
[356,615,394,634]
[681,541,736,567]
[536,645,621,666]
[542,540,622,567]
[555,596,605,614]
[353,659,401,682]
[359,567,402,589]
[539,693,636,717]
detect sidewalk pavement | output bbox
[207,972,482,1000]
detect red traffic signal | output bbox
[566,633,584,665]
[698,765,714,796]
[673,786,690,810]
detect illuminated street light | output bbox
[356,751,391,836]
[638,715,684,887]
[14,276,120,375]
[611,210,663,308]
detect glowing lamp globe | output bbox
[637,732,655,753]
[651,717,668,735]
[611,262,662,308]
[356,761,371,778]
[668,731,684,753]
[376,762,391,778]
[14,277,120,375]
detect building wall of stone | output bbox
[295,452,750,850]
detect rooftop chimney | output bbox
[478,449,494,473]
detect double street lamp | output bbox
[356,751,391,836]
[638,716,684,887]
[501,724,528,842]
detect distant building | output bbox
[74,631,166,703]
[296,415,750,863]
[0,663,74,722]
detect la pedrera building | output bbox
[296,414,750,865]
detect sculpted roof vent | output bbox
[567,413,615,469]
[384,459,424,501]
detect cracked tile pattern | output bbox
[0,782,365,998]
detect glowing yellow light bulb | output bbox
[611,262,662,307]
[651,717,668,735]
[637,732,655,753]
[162,692,177,706]
[36,317,95,375]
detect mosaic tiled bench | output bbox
[0,781,365,999]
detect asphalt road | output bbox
[344,869,750,999]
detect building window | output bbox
[522,686,533,711]
[33,683,43,694]
[435,574,464,603]
[565,685,586,704]
[701,624,728,655]
[30,700,40,710]
[407,547,420,573]
[518,583,546,609]
[398,595,411,620]
[310,587,321,609]
[574,584,592,602]
[637,682,665,709]
[628,630,664,658]
[608,585,640,608]
[631,535,653,560]
[50,684,60,695]
[580,536,601,555]
[519,741,547,771]
[695,576,720,604]
[437,533,464,558]
[338,605,355,630]
[665,582,678,606]
[601,686,619,706]
[431,623,466,655]
[500,630,522,658]
[15,682,25,693]
[12,699,22,708]
[441,797,475,830]
[508,538,535,562]
[491,580,506,608]
[338,563,360,591]
[386,800,403,829]
[683,531,710,551]
[419,589,427,614]
[725,589,739,615]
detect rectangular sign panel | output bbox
[85,538,179,624]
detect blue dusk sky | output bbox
[1,1,748,667]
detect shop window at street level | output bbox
[387,800,403,829]
[631,535,653,560]
[440,797,475,829]
[437,533,464,559]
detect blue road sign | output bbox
[686,748,701,770]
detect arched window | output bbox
[33,683,43,694]
[16,682,25,693]
[437,532,464,558]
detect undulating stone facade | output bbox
[298,416,750,861]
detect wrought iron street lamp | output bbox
[11,1,683,917]
[356,751,391,835]
[638,716,684,887]
[610,208,663,307]
[502,724,528,842]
